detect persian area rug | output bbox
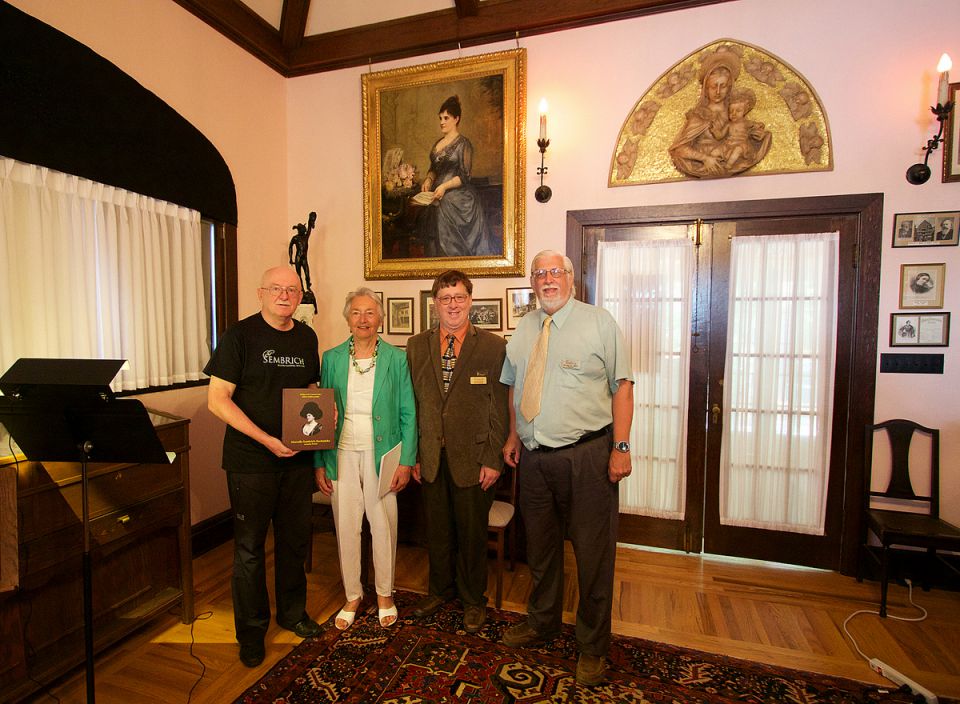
[234,590,919,703]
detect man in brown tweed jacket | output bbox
[406,270,509,633]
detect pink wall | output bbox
[10,0,960,530]
[286,0,960,525]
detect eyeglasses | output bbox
[531,267,570,280]
[261,285,302,297]
[435,294,469,305]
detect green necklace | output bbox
[349,337,378,375]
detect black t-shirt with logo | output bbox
[204,313,320,472]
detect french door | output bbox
[571,195,882,573]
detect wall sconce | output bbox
[906,53,954,185]
[535,98,552,203]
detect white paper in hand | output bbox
[378,442,402,498]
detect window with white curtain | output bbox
[597,237,694,519]
[719,232,839,535]
[0,155,210,391]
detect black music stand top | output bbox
[0,358,170,465]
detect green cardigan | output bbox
[314,337,418,479]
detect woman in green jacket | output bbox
[315,288,417,629]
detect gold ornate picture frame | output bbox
[362,50,526,280]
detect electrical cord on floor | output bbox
[842,579,936,704]
[184,609,214,704]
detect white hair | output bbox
[342,287,384,321]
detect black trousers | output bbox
[227,465,313,645]
[422,451,495,607]
[518,433,618,656]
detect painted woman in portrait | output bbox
[418,95,495,256]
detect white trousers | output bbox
[331,448,397,600]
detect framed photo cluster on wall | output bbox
[889,206,953,348]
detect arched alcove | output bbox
[0,2,236,224]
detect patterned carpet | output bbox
[234,590,921,703]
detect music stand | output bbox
[0,358,171,704]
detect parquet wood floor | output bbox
[23,533,960,703]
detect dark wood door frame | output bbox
[567,193,883,576]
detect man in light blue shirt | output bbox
[500,250,633,687]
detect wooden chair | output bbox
[488,466,518,608]
[859,419,960,616]
[305,491,333,573]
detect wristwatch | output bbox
[614,441,630,453]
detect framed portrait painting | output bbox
[890,312,950,347]
[892,210,959,247]
[944,82,960,182]
[362,49,526,280]
[899,263,946,309]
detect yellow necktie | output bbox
[519,315,552,421]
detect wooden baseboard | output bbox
[191,510,232,557]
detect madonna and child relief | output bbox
[610,40,832,185]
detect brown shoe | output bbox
[463,604,486,633]
[576,653,606,686]
[502,622,555,648]
[412,594,448,619]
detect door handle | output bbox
[711,404,721,424]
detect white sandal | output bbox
[335,599,362,630]
[378,604,398,628]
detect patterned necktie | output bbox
[519,315,552,421]
[442,334,457,392]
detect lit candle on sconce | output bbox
[534,98,552,202]
[538,98,548,140]
[906,52,955,184]
[937,53,952,106]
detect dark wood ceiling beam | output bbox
[171,0,286,73]
[455,0,481,19]
[279,0,311,50]
[286,0,733,76]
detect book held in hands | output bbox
[282,388,335,450]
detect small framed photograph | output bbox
[899,263,946,309]
[419,290,438,332]
[386,297,413,335]
[469,299,503,330]
[506,287,539,329]
[892,211,959,247]
[890,312,950,347]
[944,82,960,182]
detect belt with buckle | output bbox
[534,425,610,453]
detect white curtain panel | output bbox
[598,237,694,519]
[719,232,839,535]
[0,156,208,390]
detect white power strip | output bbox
[869,658,938,704]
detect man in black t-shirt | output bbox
[204,266,322,668]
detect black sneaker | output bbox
[239,640,265,668]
